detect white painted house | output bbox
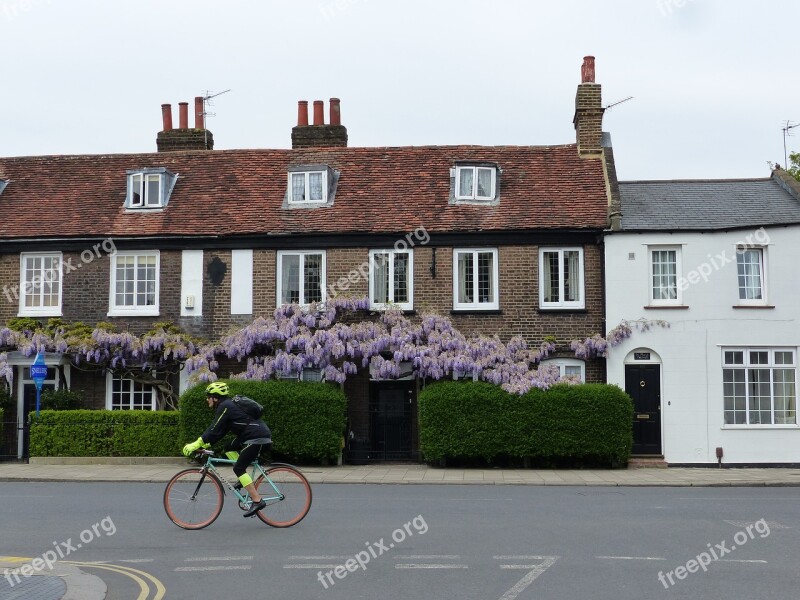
[605,169,800,465]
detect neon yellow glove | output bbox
[182,437,206,457]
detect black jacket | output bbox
[201,398,272,446]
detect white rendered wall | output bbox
[605,226,800,464]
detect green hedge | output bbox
[180,380,347,464]
[419,381,633,467]
[29,410,180,457]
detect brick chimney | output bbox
[573,56,604,158]
[157,96,214,152]
[291,98,348,148]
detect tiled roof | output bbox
[0,144,608,240]
[618,175,800,231]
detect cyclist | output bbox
[182,382,272,518]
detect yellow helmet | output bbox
[205,381,230,397]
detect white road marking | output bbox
[493,555,554,560]
[497,557,559,600]
[718,559,768,564]
[184,556,254,562]
[175,565,252,572]
[596,556,666,561]
[118,559,156,563]
[500,565,540,569]
[394,555,461,559]
[284,564,341,569]
[395,564,469,569]
[288,556,351,560]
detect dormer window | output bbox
[0,179,8,195]
[290,170,326,202]
[452,164,498,203]
[285,165,338,207]
[126,168,177,209]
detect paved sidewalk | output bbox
[3,461,800,599]
[1,459,800,486]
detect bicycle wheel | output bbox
[254,466,312,528]
[164,468,224,530]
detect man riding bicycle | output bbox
[182,382,272,518]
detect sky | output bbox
[2,0,799,181]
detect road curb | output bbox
[0,558,106,600]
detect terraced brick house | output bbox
[0,57,619,462]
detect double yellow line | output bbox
[66,561,166,600]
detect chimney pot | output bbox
[329,98,341,126]
[161,104,173,132]
[313,100,324,126]
[194,97,205,129]
[297,100,309,126]
[178,102,189,129]
[581,55,596,83]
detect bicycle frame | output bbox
[194,455,291,506]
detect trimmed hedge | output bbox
[180,380,347,464]
[419,381,633,466]
[29,410,180,457]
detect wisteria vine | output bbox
[0,301,670,399]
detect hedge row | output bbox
[180,380,347,464]
[29,410,180,457]
[418,381,633,466]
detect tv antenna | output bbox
[604,96,633,112]
[201,89,231,147]
[781,120,799,170]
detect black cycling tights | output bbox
[233,443,262,477]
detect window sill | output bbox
[721,425,798,430]
[451,309,503,315]
[643,305,689,310]
[107,309,160,317]
[18,311,62,318]
[731,305,775,309]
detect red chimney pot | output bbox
[161,104,173,131]
[178,102,189,129]
[313,100,324,126]
[329,98,341,126]
[581,56,596,83]
[297,100,309,126]
[194,97,205,129]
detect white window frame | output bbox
[455,165,496,201]
[452,248,499,310]
[105,373,156,410]
[648,246,682,306]
[108,250,160,316]
[722,348,797,427]
[287,170,328,204]
[369,249,414,310]
[735,246,768,305]
[128,172,164,208]
[541,358,586,382]
[538,247,585,309]
[18,252,63,317]
[276,250,326,307]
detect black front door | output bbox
[625,364,662,455]
[369,382,413,461]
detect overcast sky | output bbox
[2,0,799,181]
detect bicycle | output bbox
[163,449,312,530]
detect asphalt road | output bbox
[1,482,798,599]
